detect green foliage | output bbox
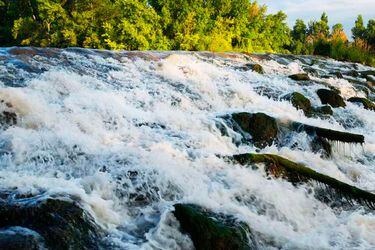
[307,12,330,39]
[0,0,374,66]
[102,0,169,50]
[0,0,292,52]
[352,15,366,40]
[366,19,375,49]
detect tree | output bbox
[102,0,169,50]
[365,19,375,50]
[307,12,329,40]
[331,23,348,42]
[319,12,330,37]
[352,15,366,40]
[292,19,307,41]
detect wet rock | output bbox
[348,97,375,111]
[0,226,45,250]
[0,111,17,129]
[253,86,282,100]
[359,70,375,78]
[334,72,344,78]
[173,204,256,250]
[311,137,332,157]
[231,153,375,209]
[135,122,167,129]
[0,193,101,250]
[345,70,360,78]
[364,75,375,84]
[316,89,346,108]
[282,92,312,116]
[302,67,320,77]
[238,63,264,74]
[288,73,310,81]
[8,47,38,56]
[231,112,278,148]
[312,105,333,117]
[291,122,364,143]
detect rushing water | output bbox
[0,47,374,249]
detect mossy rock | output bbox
[0,193,101,250]
[231,112,278,148]
[316,89,346,108]
[348,97,375,111]
[173,204,255,250]
[239,63,264,74]
[282,92,312,116]
[231,153,375,209]
[288,73,310,81]
[290,121,364,143]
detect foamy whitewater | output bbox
[0,48,375,249]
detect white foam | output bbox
[0,51,374,248]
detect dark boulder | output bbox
[348,97,375,111]
[231,112,278,148]
[0,192,101,250]
[239,63,264,74]
[288,73,310,81]
[316,89,346,108]
[0,227,45,250]
[173,204,256,250]
[282,92,312,116]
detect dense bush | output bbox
[0,0,374,66]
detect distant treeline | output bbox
[0,0,374,65]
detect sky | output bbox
[257,0,375,38]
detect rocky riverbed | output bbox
[0,47,374,249]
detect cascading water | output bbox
[0,47,374,249]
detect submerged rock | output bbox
[282,92,312,116]
[173,204,256,250]
[231,112,278,148]
[316,89,346,108]
[288,73,310,81]
[0,193,101,250]
[311,137,332,157]
[334,72,344,78]
[231,153,375,209]
[312,105,333,117]
[346,70,360,78]
[348,97,375,111]
[0,226,45,250]
[0,111,17,129]
[359,70,375,77]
